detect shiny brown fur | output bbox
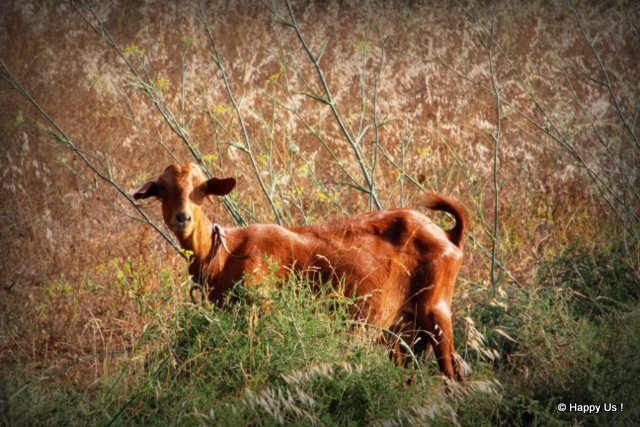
[134,163,468,381]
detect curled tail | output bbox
[424,192,468,248]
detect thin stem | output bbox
[370,35,388,210]
[0,59,183,256]
[569,0,639,150]
[199,0,282,225]
[283,0,382,210]
[487,10,501,296]
[72,0,245,226]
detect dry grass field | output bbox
[1,0,639,425]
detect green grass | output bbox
[2,2,639,425]
[3,273,489,426]
[3,240,638,426]
[463,241,640,426]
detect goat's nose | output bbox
[176,212,191,224]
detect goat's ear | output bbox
[133,181,160,200]
[203,177,236,196]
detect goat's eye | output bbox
[197,184,209,196]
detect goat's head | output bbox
[133,163,235,240]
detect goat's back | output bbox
[223,209,460,323]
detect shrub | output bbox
[6,271,502,425]
[481,241,640,426]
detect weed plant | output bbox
[1,1,639,426]
[457,241,640,426]
[5,271,503,426]
[3,241,638,426]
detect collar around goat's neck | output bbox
[211,223,254,260]
[211,223,226,259]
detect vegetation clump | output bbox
[1,0,638,425]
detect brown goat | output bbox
[134,162,467,381]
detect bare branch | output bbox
[199,0,283,225]
[283,0,382,210]
[0,59,183,257]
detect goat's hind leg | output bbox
[419,301,464,382]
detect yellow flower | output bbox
[154,78,170,91]
[181,36,195,47]
[317,191,338,204]
[203,153,217,163]
[266,73,280,85]
[124,44,145,59]
[211,104,229,115]
[354,39,370,53]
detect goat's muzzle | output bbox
[172,211,193,238]
[176,212,191,225]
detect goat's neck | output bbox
[178,210,214,269]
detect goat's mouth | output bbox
[171,223,193,239]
